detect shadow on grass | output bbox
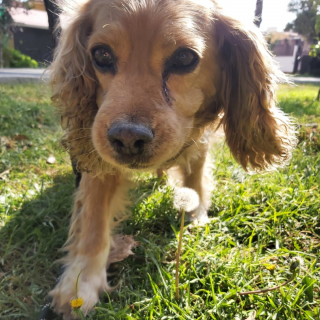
[0,174,74,319]
[0,173,178,319]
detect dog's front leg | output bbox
[182,150,213,224]
[50,172,130,319]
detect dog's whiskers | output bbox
[185,126,201,130]
[67,135,92,142]
[77,148,97,158]
[191,139,199,149]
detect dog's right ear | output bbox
[50,2,97,124]
[49,2,105,174]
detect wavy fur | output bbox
[48,1,297,318]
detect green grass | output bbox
[0,84,319,320]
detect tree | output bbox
[0,0,15,67]
[0,0,34,67]
[0,0,61,65]
[285,0,320,41]
[43,0,60,52]
[254,0,263,28]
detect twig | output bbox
[238,274,295,296]
[175,209,185,300]
[0,167,13,179]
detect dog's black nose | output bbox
[107,122,153,156]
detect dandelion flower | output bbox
[70,297,84,309]
[292,256,304,267]
[266,264,276,271]
[291,256,305,272]
[173,187,199,212]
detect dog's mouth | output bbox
[111,140,194,170]
[112,153,152,168]
[127,162,150,169]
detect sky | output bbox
[222,0,296,32]
[0,0,297,32]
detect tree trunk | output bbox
[43,0,61,58]
[254,0,263,28]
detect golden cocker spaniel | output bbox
[49,0,296,318]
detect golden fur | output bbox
[49,0,296,318]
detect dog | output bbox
[49,0,296,318]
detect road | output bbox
[0,68,48,84]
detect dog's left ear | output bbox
[212,12,296,171]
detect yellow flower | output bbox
[70,297,84,309]
[266,264,276,271]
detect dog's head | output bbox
[51,0,296,175]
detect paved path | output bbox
[290,76,320,85]
[0,68,48,84]
[1,68,320,85]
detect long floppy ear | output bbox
[49,3,108,175]
[213,13,296,171]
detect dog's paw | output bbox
[49,286,79,320]
[50,263,109,319]
[187,204,210,226]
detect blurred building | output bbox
[265,28,310,73]
[7,0,52,63]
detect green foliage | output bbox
[0,84,319,319]
[316,15,320,35]
[288,0,320,13]
[0,6,12,36]
[285,0,320,40]
[309,43,320,57]
[0,1,33,44]
[2,46,38,68]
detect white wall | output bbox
[274,45,298,73]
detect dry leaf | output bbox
[0,137,9,146]
[46,155,56,164]
[0,167,12,180]
[106,235,139,269]
[0,136,16,149]
[6,140,16,149]
[13,134,29,141]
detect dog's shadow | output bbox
[0,172,180,319]
[0,174,74,319]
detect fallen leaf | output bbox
[0,136,16,149]
[0,167,13,180]
[46,155,56,164]
[0,136,9,146]
[107,235,140,269]
[13,134,29,141]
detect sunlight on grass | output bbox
[0,84,319,319]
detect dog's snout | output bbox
[107,122,153,156]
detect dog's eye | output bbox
[165,48,199,75]
[91,46,116,73]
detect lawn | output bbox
[0,83,319,320]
